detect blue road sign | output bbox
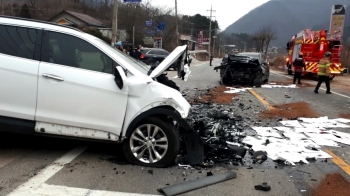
[146,20,153,27]
[157,22,166,30]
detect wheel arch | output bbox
[121,106,191,139]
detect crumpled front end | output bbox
[214,56,264,86]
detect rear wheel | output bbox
[123,117,180,167]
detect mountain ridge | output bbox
[223,0,350,47]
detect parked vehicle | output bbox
[139,48,178,70]
[0,16,200,167]
[214,52,270,86]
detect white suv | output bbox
[0,16,198,167]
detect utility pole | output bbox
[112,0,118,46]
[1,0,4,15]
[206,4,215,52]
[175,0,179,46]
[133,25,135,47]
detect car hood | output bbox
[149,45,188,78]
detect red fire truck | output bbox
[285,29,343,80]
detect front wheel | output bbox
[123,117,180,167]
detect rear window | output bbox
[239,53,260,60]
[148,50,163,55]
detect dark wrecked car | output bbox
[214,52,270,86]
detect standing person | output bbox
[292,52,306,85]
[314,51,332,94]
[209,51,213,66]
[115,41,123,52]
[135,44,142,60]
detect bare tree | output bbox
[263,26,277,56]
[251,25,277,54]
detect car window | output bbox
[161,50,169,55]
[0,25,38,60]
[148,50,159,55]
[46,31,113,74]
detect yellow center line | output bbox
[248,88,350,176]
[325,149,350,176]
[248,89,275,110]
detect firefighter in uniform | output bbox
[292,52,306,85]
[314,51,332,94]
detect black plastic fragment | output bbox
[157,171,236,196]
[254,182,271,191]
[181,130,205,165]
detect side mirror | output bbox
[114,66,127,90]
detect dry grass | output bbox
[261,102,319,119]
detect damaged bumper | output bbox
[215,56,265,86]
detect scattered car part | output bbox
[254,182,271,191]
[157,171,237,196]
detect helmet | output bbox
[324,51,332,57]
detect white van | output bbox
[0,16,198,167]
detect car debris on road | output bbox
[177,88,350,168]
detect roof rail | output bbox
[0,15,82,32]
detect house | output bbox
[48,10,106,29]
[179,34,197,51]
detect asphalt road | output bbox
[1,59,350,196]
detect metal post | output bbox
[207,5,215,52]
[133,25,135,47]
[190,23,193,37]
[175,0,179,46]
[1,0,4,15]
[213,36,216,57]
[208,9,212,52]
[112,0,118,46]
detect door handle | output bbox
[42,74,64,81]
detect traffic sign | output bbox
[155,37,162,48]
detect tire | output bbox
[123,117,180,167]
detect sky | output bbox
[148,0,270,31]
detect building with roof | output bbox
[48,10,106,29]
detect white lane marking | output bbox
[7,146,157,196]
[270,70,350,99]
[12,183,158,196]
[8,146,87,196]
[0,148,32,169]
